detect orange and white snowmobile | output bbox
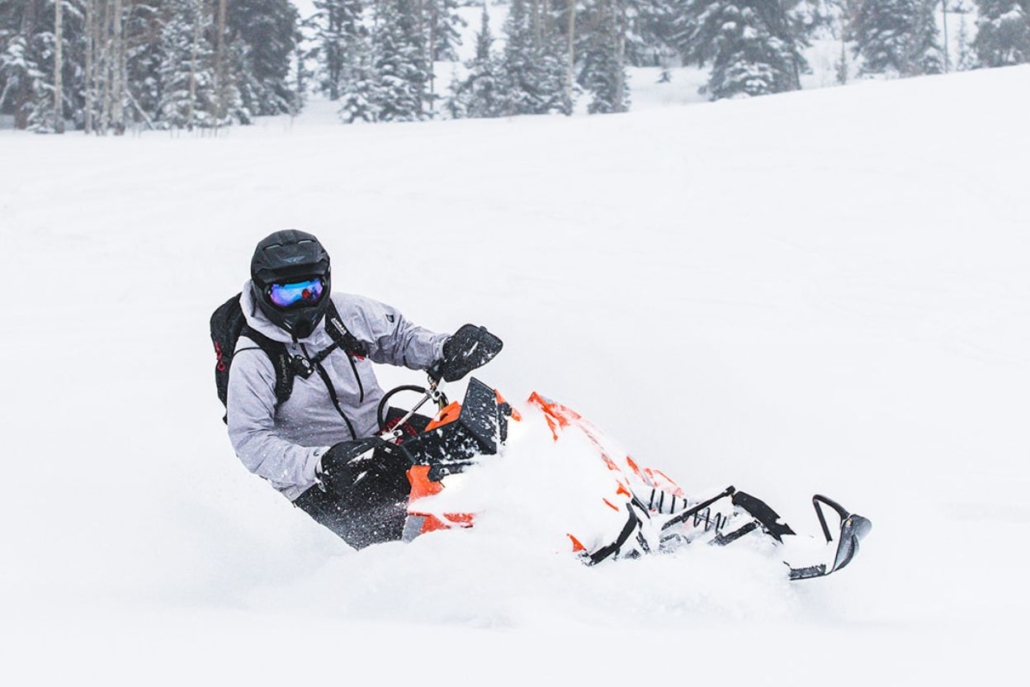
[381,330,871,581]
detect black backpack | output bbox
[210,293,370,424]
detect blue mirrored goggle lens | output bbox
[268,278,324,308]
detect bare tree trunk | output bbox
[215,0,227,128]
[837,33,848,85]
[615,0,625,113]
[189,0,201,130]
[102,0,113,133]
[95,0,108,133]
[111,0,124,133]
[418,0,427,117]
[85,0,94,133]
[941,0,950,73]
[14,0,39,129]
[54,0,64,132]
[119,0,128,131]
[292,41,304,118]
[429,15,436,116]
[566,0,576,106]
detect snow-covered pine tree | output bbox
[23,2,56,131]
[370,0,428,122]
[850,0,943,77]
[312,0,365,101]
[972,0,1030,67]
[54,0,63,132]
[502,0,572,115]
[211,37,245,125]
[1,0,303,131]
[577,0,630,113]
[680,0,808,100]
[158,0,218,129]
[427,0,466,62]
[624,0,682,81]
[337,24,376,122]
[538,10,574,113]
[0,0,86,132]
[1,2,32,128]
[289,21,313,115]
[500,0,535,113]
[622,0,673,67]
[447,3,506,118]
[226,0,299,116]
[125,2,166,129]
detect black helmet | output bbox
[250,230,332,339]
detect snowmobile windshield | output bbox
[267,278,325,309]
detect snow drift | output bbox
[2,65,1029,685]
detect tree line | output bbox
[0,0,300,132]
[2,0,1029,133]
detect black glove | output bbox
[428,324,503,383]
[317,438,413,508]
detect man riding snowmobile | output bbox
[213,230,871,579]
[213,229,495,548]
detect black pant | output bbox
[293,476,409,550]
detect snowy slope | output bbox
[2,65,1030,685]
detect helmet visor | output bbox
[267,278,325,309]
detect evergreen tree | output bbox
[973,0,1030,67]
[337,25,376,122]
[680,0,808,100]
[427,0,466,62]
[502,0,572,115]
[578,0,630,113]
[226,0,299,116]
[537,16,574,114]
[289,21,314,115]
[370,0,428,122]
[1,0,86,132]
[447,3,505,118]
[850,0,943,77]
[2,0,303,131]
[1,1,41,128]
[158,0,218,129]
[125,2,167,128]
[312,0,365,100]
[623,0,674,67]
[220,37,251,123]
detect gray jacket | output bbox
[227,283,448,500]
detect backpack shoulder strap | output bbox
[324,300,371,358]
[240,324,296,407]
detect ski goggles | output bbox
[266,278,325,309]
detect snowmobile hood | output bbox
[239,280,334,347]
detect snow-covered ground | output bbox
[3,64,1030,685]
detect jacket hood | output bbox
[240,280,333,347]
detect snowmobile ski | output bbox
[788,495,873,580]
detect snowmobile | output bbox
[378,328,872,581]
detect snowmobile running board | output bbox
[788,495,873,580]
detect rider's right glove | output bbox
[317,438,412,508]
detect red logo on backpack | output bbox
[214,341,226,372]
